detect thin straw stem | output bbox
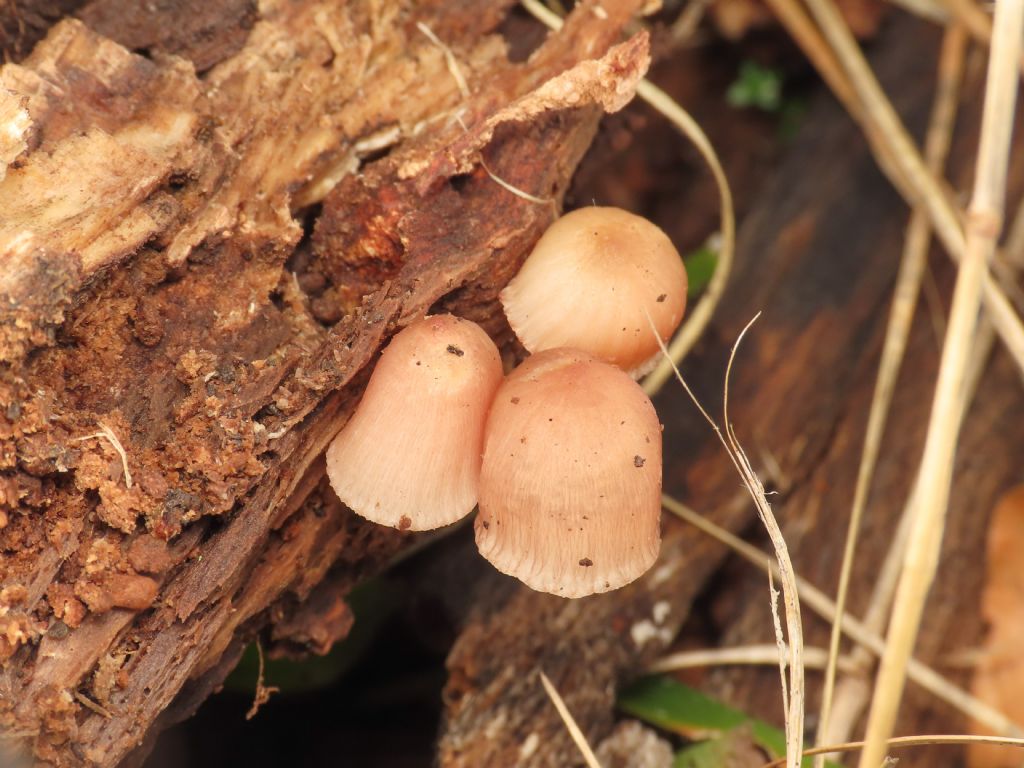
[650,644,857,675]
[814,24,967,765]
[857,5,1024,763]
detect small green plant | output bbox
[727,61,783,113]
[618,676,838,768]
[684,244,719,299]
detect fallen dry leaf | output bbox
[968,484,1024,768]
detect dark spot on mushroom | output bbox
[447,344,464,356]
[579,558,593,567]
[398,515,412,530]
[511,397,520,404]
[634,455,646,468]
[482,520,490,529]
[656,293,667,303]
[416,360,421,366]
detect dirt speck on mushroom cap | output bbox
[475,348,662,598]
[326,314,503,532]
[388,315,489,391]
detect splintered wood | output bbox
[0,1,649,765]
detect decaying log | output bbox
[0,1,653,764]
[439,18,1024,767]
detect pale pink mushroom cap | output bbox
[326,314,503,531]
[499,207,687,375]
[476,348,662,597]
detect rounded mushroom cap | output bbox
[499,206,687,375]
[476,348,662,597]
[326,314,503,531]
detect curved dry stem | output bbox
[762,734,1024,768]
[637,78,736,397]
[650,315,805,768]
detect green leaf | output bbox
[684,246,719,298]
[673,736,733,768]
[619,676,839,768]
[673,725,765,768]
[726,61,783,113]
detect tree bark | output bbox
[0,1,650,765]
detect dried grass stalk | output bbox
[814,24,967,765]
[765,733,1024,767]
[650,644,857,674]
[654,318,806,768]
[539,671,602,768]
[857,1,1024,764]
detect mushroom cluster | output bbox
[326,207,686,597]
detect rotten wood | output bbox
[0,1,652,765]
[438,18,1024,767]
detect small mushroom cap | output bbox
[326,314,503,531]
[476,348,662,597]
[499,206,687,374]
